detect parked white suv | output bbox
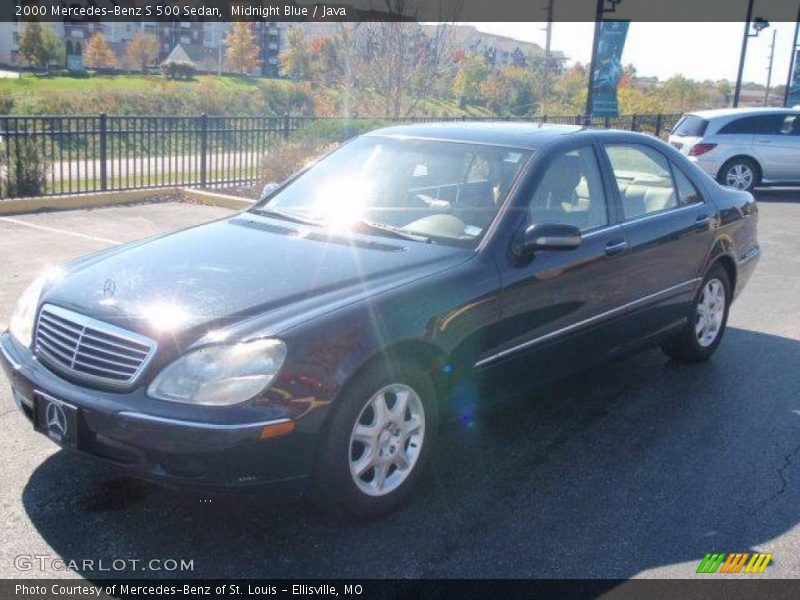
[669,107,800,191]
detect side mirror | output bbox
[259,182,280,201]
[513,223,581,257]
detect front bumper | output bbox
[0,332,313,493]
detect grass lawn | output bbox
[0,73,276,97]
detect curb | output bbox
[0,187,255,215]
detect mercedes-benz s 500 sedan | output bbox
[0,124,760,518]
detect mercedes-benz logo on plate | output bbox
[103,278,116,298]
[45,402,68,437]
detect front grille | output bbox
[35,304,156,388]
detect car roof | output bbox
[684,107,800,121]
[365,122,589,150]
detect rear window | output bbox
[672,115,708,137]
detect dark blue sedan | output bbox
[0,123,761,518]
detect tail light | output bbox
[689,143,717,156]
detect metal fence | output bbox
[0,113,682,199]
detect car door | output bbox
[602,142,717,340]
[752,113,800,182]
[476,144,631,380]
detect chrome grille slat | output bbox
[35,304,157,388]
[38,338,77,365]
[39,314,83,336]
[68,338,142,366]
[75,329,150,355]
[37,322,79,350]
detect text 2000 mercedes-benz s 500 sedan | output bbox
[1,124,760,518]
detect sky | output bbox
[471,22,798,86]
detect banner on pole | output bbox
[788,49,800,106]
[590,21,629,117]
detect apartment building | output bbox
[0,21,284,77]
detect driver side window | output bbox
[526,147,609,233]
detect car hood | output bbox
[41,214,472,342]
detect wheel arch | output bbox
[717,154,763,185]
[708,252,737,297]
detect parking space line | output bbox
[0,217,121,245]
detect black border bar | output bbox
[3,0,800,23]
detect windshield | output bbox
[252,136,531,245]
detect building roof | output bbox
[161,43,197,66]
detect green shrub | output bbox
[162,61,195,80]
[4,139,50,197]
[290,118,388,144]
[257,139,337,192]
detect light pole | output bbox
[733,0,770,108]
[763,29,776,106]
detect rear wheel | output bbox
[310,359,436,519]
[661,265,731,363]
[718,157,759,192]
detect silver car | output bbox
[669,107,800,191]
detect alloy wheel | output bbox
[348,383,425,497]
[695,278,726,347]
[725,163,754,190]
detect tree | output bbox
[336,21,456,117]
[662,74,710,112]
[126,32,159,73]
[479,66,539,116]
[225,23,261,75]
[83,32,117,70]
[280,26,313,80]
[18,22,63,71]
[452,56,488,109]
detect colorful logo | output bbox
[696,552,773,574]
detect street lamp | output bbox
[733,0,771,108]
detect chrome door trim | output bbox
[117,411,292,432]
[474,278,701,369]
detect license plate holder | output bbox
[34,392,79,449]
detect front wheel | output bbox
[310,359,437,519]
[661,265,731,363]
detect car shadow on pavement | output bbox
[21,327,800,580]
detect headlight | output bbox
[147,339,286,406]
[9,268,62,348]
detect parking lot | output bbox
[0,193,799,580]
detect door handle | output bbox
[604,239,628,256]
[756,139,771,144]
[695,214,711,229]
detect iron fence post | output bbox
[631,114,638,131]
[655,113,663,138]
[200,113,208,188]
[99,113,107,191]
[283,113,290,140]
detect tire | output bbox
[661,264,731,363]
[310,358,437,520]
[717,157,760,192]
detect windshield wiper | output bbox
[253,208,323,226]
[353,220,431,243]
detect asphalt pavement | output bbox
[0,193,798,580]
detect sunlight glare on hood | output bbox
[143,301,191,332]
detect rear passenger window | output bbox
[718,115,784,135]
[605,144,677,219]
[672,166,703,206]
[526,147,608,232]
